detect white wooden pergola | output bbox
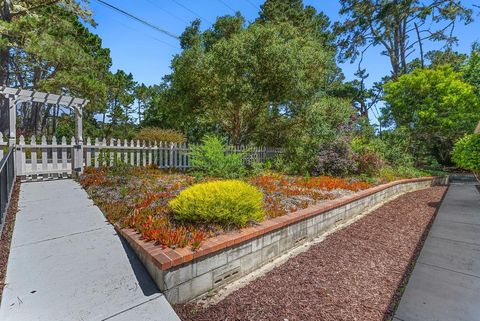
[0,86,89,174]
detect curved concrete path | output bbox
[0,179,180,321]
[394,179,480,321]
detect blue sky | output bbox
[87,0,480,107]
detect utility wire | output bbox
[95,0,179,40]
[217,0,236,14]
[110,16,178,49]
[244,0,258,10]
[170,0,213,25]
[143,0,189,24]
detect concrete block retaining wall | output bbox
[118,176,448,304]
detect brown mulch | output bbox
[0,179,20,301]
[175,186,447,321]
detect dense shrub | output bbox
[279,97,354,175]
[169,180,264,227]
[353,150,385,176]
[190,135,246,178]
[136,127,186,143]
[452,134,480,172]
[380,129,415,168]
[311,139,357,176]
[350,137,385,175]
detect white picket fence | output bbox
[6,135,283,177]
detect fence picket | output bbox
[52,136,58,172]
[129,140,134,166]
[115,139,121,164]
[17,135,26,176]
[108,139,113,166]
[61,136,68,171]
[30,135,37,174]
[153,141,158,166]
[140,141,145,167]
[86,137,91,167]
[101,138,107,166]
[124,139,128,164]
[94,138,100,168]
[147,141,152,165]
[136,140,141,166]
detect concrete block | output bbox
[195,251,227,276]
[164,263,195,289]
[212,261,241,287]
[264,229,287,247]
[240,250,263,273]
[144,257,166,291]
[278,235,294,252]
[164,287,179,304]
[307,224,315,237]
[262,242,279,262]
[251,236,263,252]
[177,271,213,303]
[227,242,252,262]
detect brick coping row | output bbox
[116,177,436,271]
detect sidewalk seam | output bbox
[428,235,480,247]
[12,225,111,249]
[417,261,480,279]
[101,294,164,320]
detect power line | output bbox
[95,0,179,40]
[170,0,213,25]
[109,16,178,49]
[244,0,258,10]
[217,0,236,14]
[143,0,189,24]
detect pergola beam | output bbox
[0,86,89,108]
[0,86,88,176]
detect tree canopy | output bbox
[335,0,474,78]
[383,65,480,163]
[147,3,348,146]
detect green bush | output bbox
[279,96,354,175]
[190,135,246,178]
[108,159,133,177]
[350,137,385,176]
[169,180,264,227]
[452,133,480,172]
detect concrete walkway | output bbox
[394,181,480,321]
[0,180,180,321]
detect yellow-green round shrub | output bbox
[136,127,186,143]
[169,180,264,227]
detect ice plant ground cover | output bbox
[80,166,372,250]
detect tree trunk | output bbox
[414,22,424,68]
[0,0,12,136]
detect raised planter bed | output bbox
[117,176,448,304]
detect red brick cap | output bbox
[115,177,437,270]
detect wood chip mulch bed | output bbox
[175,186,447,321]
[0,179,20,301]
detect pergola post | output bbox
[73,106,84,176]
[1,86,89,179]
[8,98,15,146]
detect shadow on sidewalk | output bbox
[116,233,159,297]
